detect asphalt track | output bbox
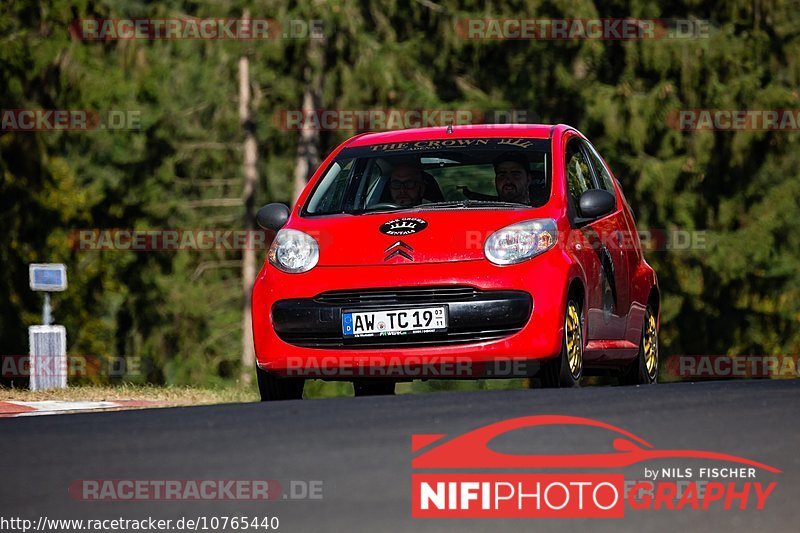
[2,380,798,532]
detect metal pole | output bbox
[43,292,52,326]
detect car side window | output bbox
[565,138,591,212]
[358,160,386,208]
[584,142,617,195]
[305,158,354,214]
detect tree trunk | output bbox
[292,34,325,204]
[239,11,257,384]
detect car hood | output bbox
[289,209,551,266]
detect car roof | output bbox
[345,123,566,148]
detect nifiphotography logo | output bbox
[411,415,780,518]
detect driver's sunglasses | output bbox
[389,180,422,190]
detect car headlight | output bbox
[268,229,319,273]
[484,218,558,265]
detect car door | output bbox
[582,140,630,339]
[564,137,626,341]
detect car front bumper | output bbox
[252,254,572,379]
[272,287,532,348]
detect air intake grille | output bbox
[314,286,479,306]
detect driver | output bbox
[493,152,531,205]
[389,163,426,207]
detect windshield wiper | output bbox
[419,200,527,209]
[360,205,419,214]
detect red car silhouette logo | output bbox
[412,415,781,472]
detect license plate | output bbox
[342,306,447,337]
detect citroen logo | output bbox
[384,241,414,262]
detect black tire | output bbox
[353,380,395,397]
[256,366,304,401]
[535,298,583,388]
[620,305,659,385]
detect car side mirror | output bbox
[577,189,615,221]
[256,203,290,231]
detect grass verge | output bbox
[0,383,258,405]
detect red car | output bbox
[252,124,659,400]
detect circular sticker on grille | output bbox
[379,217,428,236]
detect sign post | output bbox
[28,264,68,390]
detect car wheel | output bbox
[256,366,305,401]
[620,305,659,385]
[353,380,395,397]
[537,298,583,388]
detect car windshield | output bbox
[303,137,551,215]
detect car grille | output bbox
[314,286,479,306]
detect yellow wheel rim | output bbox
[565,301,582,379]
[643,310,658,379]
